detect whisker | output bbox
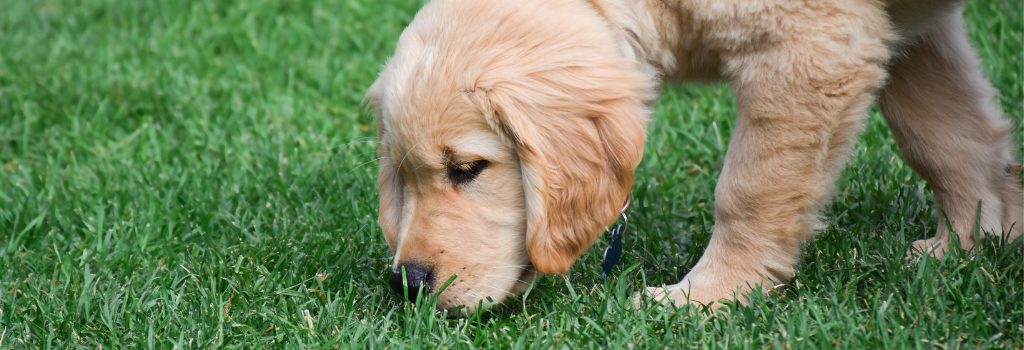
[482,274,528,285]
[396,136,444,170]
[350,148,380,158]
[475,279,517,297]
[488,264,532,271]
[491,264,532,268]
[396,138,426,170]
[341,157,385,177]
[327,137,379,150]
[463,283,486,300]
[466,273,522,295]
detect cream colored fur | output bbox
[367,0,1023,314]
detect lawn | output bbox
[0,0,1020,348]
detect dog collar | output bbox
[600,193,632,280]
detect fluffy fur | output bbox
[366,0,1023,315]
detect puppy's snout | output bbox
[388,262,434,302]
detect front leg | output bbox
[643,5,894,307]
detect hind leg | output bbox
[879,8,1023,256]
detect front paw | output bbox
[633,271,782,311]
[632,283,714,309]
[632,281,738,310]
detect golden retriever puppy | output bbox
[366,0,1023,315]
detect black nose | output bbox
[388,262,434,302]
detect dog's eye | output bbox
[448,160,489,185]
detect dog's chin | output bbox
[436,267,539,318]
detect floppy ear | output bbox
[468,63,650,274]
[365,78,402,253]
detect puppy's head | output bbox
[366,0,652,315]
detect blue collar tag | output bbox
[600,193,631,281]
[600,223,625,279]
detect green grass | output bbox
[0,0,1020,348]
